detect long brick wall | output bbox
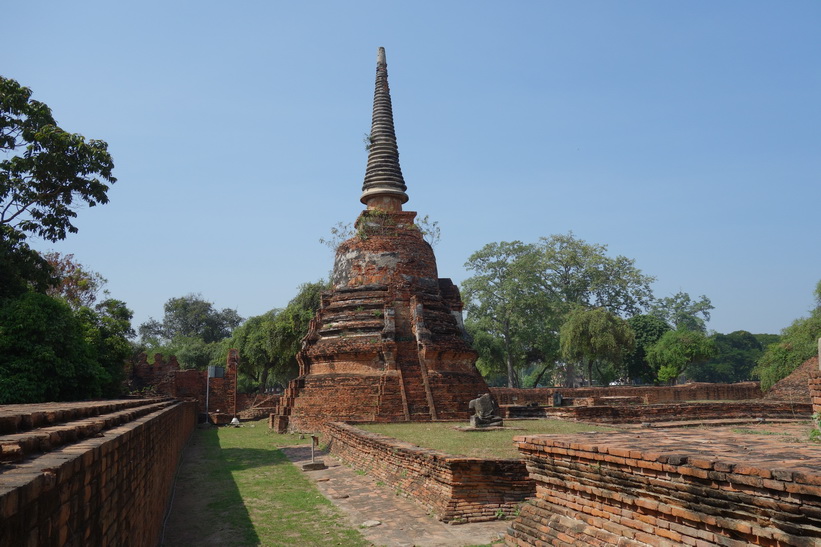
[492,382,763,406]
[513,401,813,424]
[0,400,197,546]
[506,429,821,546]
[326,422,534,522]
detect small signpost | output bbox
[302,434,327,471]
[205,366,224,423]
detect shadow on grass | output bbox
[162,427,263,546]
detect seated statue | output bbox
[468,393,503,428]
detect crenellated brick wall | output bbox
[507,429,821,546]
[129,349,238,422]
[492,382,763,407]
[326,422,534,522]
[0,400,197,546]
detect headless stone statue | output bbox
[468,393,503,428]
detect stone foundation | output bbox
[506,429,821,546]
[505,400,812,423]
[0,399,197,546]
[492,382,763,407]
[326,422,534,522]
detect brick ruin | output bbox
[129,349,239,424]
[272,47,491,433]
[506,428,821,546]
[0,399,197,545]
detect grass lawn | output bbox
[357,419,615,459]
[162,420,368,547]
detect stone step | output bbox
[0,399,175,464]
[0,398,170,435]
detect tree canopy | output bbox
[1,76,116,242]
[462,241,556,387]
[624,314,671,383]
[649,292,714,332]
[647,329,715,384]
[687,331,763,383]
[463,233,655,387]
[229,281,326,392]
[534,233,655,317]
[139,294,243,345]
[559,307,635,386]
[753,279,821,391]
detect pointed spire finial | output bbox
[360,47,408,210]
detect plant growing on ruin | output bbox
[811,413,821,443]
[363,132,374,151]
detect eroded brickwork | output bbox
[326,422,533,522]
[128,350,239,421]
[273,211,491,433]
[507,401,811,423]
[0,400,197,546]
[810,370,821,421]
[507,429,821,546]
[492,382,763,407]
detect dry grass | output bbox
[357,419,615,459]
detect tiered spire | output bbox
[360,47,408,210]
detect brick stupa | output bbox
[272,48,491,433]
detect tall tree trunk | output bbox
[503,325,519,388]
[259,364,271,393]
[530,364,552,387]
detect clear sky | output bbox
[6,1,820,335]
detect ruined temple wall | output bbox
[506,430,821,546]
[521,400,812,424]
[811,370,821,421]
[0,401,197,547]
[326,422,534,523]
[492,382,763,406]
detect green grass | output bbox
[163,420,368,546]
[357,419,614,459]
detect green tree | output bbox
[138,294,243,369]
[753,280,821,391]
[559,307,635,386]
[77,298,135,396]
[139,294,242,345]
[534,232,655,317]
[228,281,326,391]
[647,329,715,384]
[462,234,654,387]
[43,252,108,310]
[0,225,55,300]
[0,292,104,403]
[1,76,116,242]
[649,292,714,332]
[624,314,671,384]
[688,330,763,383]
[463,241,556,387]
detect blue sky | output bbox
[6,1,820,335]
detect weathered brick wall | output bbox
[810,370,821,420]
[237,393,281,420]
[129,350,241,420]
[509,400,812,424]
[0,401,197,547]
[326,422,534,522]
[492,382,762,406]
[507,429,821,546]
